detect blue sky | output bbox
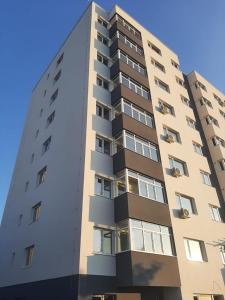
[0,0,225,222]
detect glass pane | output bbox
[124,102,132,116]
[93,228,102,253]
[131,219,142,228]
[139,181,148,198]
[180,196,193,213]
[130,82,136,92]
[188,240,203,261]
[132,228,144,251]
[104,140,110,155]
[133,109,139,120]
[162,235,173,255]
[143,231,153,252]
[136,86,142,96]
[126,135,135,151]
[118,227,129,251]
[104,180,111,198]
[140,113,146,124]
[143,145,150,158]
[121,76,129,88]
[95,177,102,195]
[142,90,149,99]
[146,115,153,127]
[143,222,160,232]
[103,108,109,120]
[103,230,112,254]
[96,105,102,117]
[128,177,139,194]
[153,232,163,253]
[136,142,143,155]
[148,183,156,200]
[155,186,164,203]
[96,138,103,152]
[150,147,158,161]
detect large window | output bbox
[163,127,181,143]
[209,205,221,222]
[114,131,159,162]
[112,31,143,56]
[95,176,111,198]
[117,219,174,256]
[184,239,205,262]
[96,103,110,120]
[93,227,113,255]
[176,193,195,214]
[169,157,188,176]
[114,99,154,128]
[97,75,109,90]
[113,73,150,100]
[112,50,146,76]
[116,169,166,203]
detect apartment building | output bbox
[0,2,225,300]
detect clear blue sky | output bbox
[0,0,225,222]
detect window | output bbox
[50,89,58,105]
[25,245,34,266]
[212,136,225,147]
[35,129,39,138]
[114,73,150,99]
[30,153,35,163]
[46,111,55,127]
[181,95,191,107]
[39,108,43,117]
[206,115,219,127]
[220,246,225,264]
[171,59,179,69]
[114,99,154,128]
[219,109,225,119]
[117,219,174,256]
[95,176,111,198]
[97,52,108,66]
[96,103,110,120]
[200,171,211,186]
[18,214,23,226]
[193,142,203,155]
[151,58,165,72]
[209,205,221,222]
[53,70,61,83]
[199,97,213,108]
[112,50,146,76]
[169,157,188,176]
[195,81,207,92]
[25,181,29,192]
[96,76,109,90]
[112,31,143,55]
[43,89,47,97]
[219,159,225,171]
[123,131,159,162]
[148,42,162,55]
[37,166,47,186]
[97,32,108,46]
[115,14,141,39]
[176,193,195,214]
[214,93,224,107]
[96,136,111,155]
[155,77,170,93]
[116,170,166,203]
[163,127,181,143]
[97,17,108,28]
[93,227,113,255]
[42,136,51,154]
[186,117,196,129]
[56,53,64,66]
[184,239,205,262]
[159,100,175,115]
[32,202,41,222]
[176,76,185,87]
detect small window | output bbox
[95,176,111,198]
[186,117,196,129]
[212,136,225,147]
[181,95,191,107]
[159,100,175,115]
[214,93,224,107]
[32,202,41,222]
[35,129,39,138]
[37,166,47,186]
[205,115,219,127]
[46,111,55,127]
[163,127,181,143]
[93,227,113,255]
[96,136,111,155]
[171,59,179,69]
[42,136,51,154]
[199,97,212,108]
[148,42,162,55]
[209,205,221,222]
[219,159,225,171]
[193,142,203,155]
[200,171,211,186]
[151,58,165,72]
[25,245,34,266]
[50,89,58,105]
[184,238,206,262]
[97,76,109,90]
[169,157,188,176]
[30,153,35,163]
[155,78,170,93]
[96,103,110,120]
[56,53,64,66]
[25,181,29,192]
[195,80,207,92]
[219,109,225,119]
[97,17,108,28]
[97,32,108,46]
[53,70,61,83]
[43,90,47,97]
[176,193,196,214]
[97,52,108,66]
[176,76,185,87]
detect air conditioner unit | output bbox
[160,104,169,114]
[180,208,190,219]
[165,134,174,143]
[171,167,182,177]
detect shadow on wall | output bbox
[132,261,162,286]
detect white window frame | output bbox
[184,238,204,262]
[93,227,113,255]
[155,77,170,93]
[96,135,111,155]
[95,176,112,198]
[193,142,203,155]
[113,31,143,56]
[209,205,221,222]
[200,171,211,186]
[169,157,188,175]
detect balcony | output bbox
[116,251,181,287]
[110,60,149,89]
[110,39,146,66]
[113,148,164,182]
[112,113,158,143]
[111,84,152,114]
[109,20,143,48]
[114,192,171,226]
